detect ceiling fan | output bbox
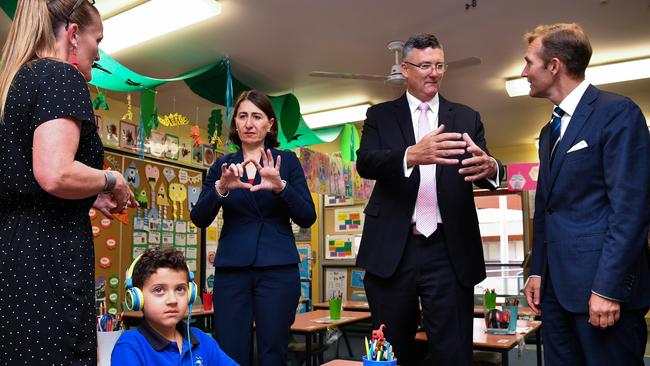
[309,40,481,86]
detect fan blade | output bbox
[447,57,482,70]
[309,71,386,81]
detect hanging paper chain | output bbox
[122,93,133,121]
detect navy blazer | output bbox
[356,93,503,287]
[190,148,316,267]
[531,85,650,312]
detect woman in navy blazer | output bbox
[191,90,316,366]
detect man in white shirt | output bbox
[356,33,503,366]
[522,23,650,365]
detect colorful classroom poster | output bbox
[350,269,365,289]
[341,159,354,197]
[334,207,364,232]
[325,268,348,301]
[325,235,355,259]
[324,195,352,206]
[297,244,311,279]
[328,152,345,197]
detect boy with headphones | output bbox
[111,248,237,365]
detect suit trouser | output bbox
[542,271,648,366]
[212,265,300,366]
[364,226,474,366]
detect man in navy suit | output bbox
[522,23,650,365]
[356,33,503,366]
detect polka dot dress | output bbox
[0,59,102,365]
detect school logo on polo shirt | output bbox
[194,356,204,366]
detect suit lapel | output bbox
[395,94,416,147]
[548,85,597,190]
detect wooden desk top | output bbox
[416,318,541,349]
[122,305,213,319]
[313,301,370,311]
[291,310,371,334]
[322,361,362,366]
[474,305,538,318]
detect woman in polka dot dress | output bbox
[0,1,135,365]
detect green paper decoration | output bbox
[269,94,301,142]
[92,90,109,110]
[339,123,360,162]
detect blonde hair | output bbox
[0,0,98,123]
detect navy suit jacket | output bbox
[531,85,650,313]
[190,148,316,267]
[356,93,503,287]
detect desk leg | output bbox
[502,349,509,366]
[536,328,542,366]
[305,334,312,366]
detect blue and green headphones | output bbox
[124,253,198,311]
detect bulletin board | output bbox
[321,200,366,302]
[92,150,208,314]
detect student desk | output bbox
[415,319,542,366]
[312,300,370,311]
[291,310,371,366]
[121,305,214,330]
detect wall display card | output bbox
[162,220,174,232]
[132,245,147,259]
[350,269,365,289]
[186,259,197,272]
[334,207,364,232]
[325,268,347,301]
[206,226,218,244]
[148,231,161,244]
[186,233,198,246]
[185,247,198,259]
[149,218,162,231]
[133,217,148,231]
[297,244,310,279]
[325,195,353,206]
[292,221,311,242]
[175,221,188,233]
[325,235,355,259]
[161,232,174,245]
[133,231,147,245]
[174,233,186,246]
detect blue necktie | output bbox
[549,106,565,162]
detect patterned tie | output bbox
[415,102,438,237]
[549,106,565,162]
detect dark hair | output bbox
[228,90,280,148]
[403,33,443,60]
[524,23,592,78]
[132,248,189,289]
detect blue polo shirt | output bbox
[111,320,238,366]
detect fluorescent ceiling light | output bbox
[505,58,650,97]
[100,0,222,54]
[303,104,371,129]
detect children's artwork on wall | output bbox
[299,148,316,192]
[314,152,329,194]
[203,144,215,167]
[325,268,347,301]
[297,244,310,279]
[350,269,365,289]
[148,131,165,157]
[104,119,119,147]
[329,152,345,196]
[119,120,137,150]
[179,138,193,164]
[325,234,355,259]
[341,159,354,197]
[192,144,203,165]
[164,134,179,160]
[334,207,364,232]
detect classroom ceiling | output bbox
[1,0,649,150]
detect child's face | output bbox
[142,268,189,329]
